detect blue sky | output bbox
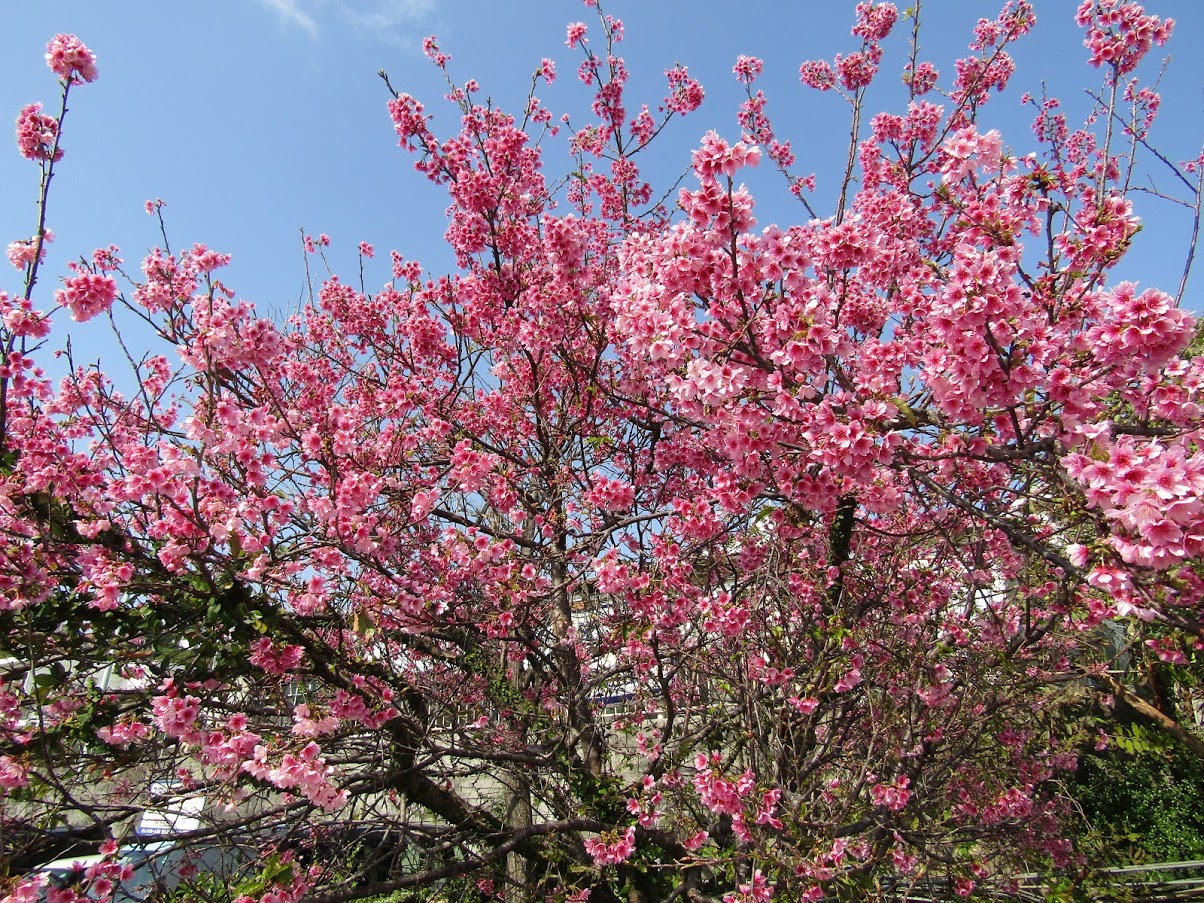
[2,1,1202,374]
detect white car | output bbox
[32,841,248,901]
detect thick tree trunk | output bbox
[502,768,533,902]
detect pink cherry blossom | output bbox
[664,65,704,114]
[566,22,587,49]
[1077,0,1173,76]
[46,34,98,84]
[54,272,117,321]
[7,231,53,270]
[15,103,61,162]
[584,826,636,867]
[732,55,763,85]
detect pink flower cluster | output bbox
[697,591,751,638]
[244,740,348,810]
[566,22,587,49]
[7,231,52,270]
[1084,282,1190,371]
[625,775,664,828]
[693,751,756,817]
[199,719,263,777]
[913,63,941,96]
[0,291,50,341]
[421,35,451,68]
[74,547,132,612]
[387,94,432,154]
[46,855,136,903]
[583,826,635,867]
[1065,438,1204,570]
[1146,637,1188,665]
[981,786,1034,824]
[671,358,749,408]
[45,34,98,84]
[722,870,772,903]
[0,755,29,789]
[939,125,1004,181]
[799,59,836,91]
[15,103,61,162]
[249,637,305,675]
[797,4,893,97]
[292,704,339,737]
[55,272,117,322]
[302,233,330,254]
[852,2,899,42]
[1076,0,1174,76]
[691,131,761,183]
[664,65,704,114]
[6,874,48,903]
[448,439,499,492]
[834,46,883,91]
[95,719,151,748]
[870,774,912,811]
[585,475,635,513]
[152,693,201,739]
[187,242,231,273]
[732,55,763,85]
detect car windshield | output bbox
[44,865,87,885]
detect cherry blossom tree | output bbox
[1,2,1202,902]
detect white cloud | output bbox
[256,0,321,37]
[338,0,438,47]
[254,0,436,47]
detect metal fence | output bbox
[869,860,1204,902]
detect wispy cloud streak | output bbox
[338,0,437,47]
[256,0,321,37]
